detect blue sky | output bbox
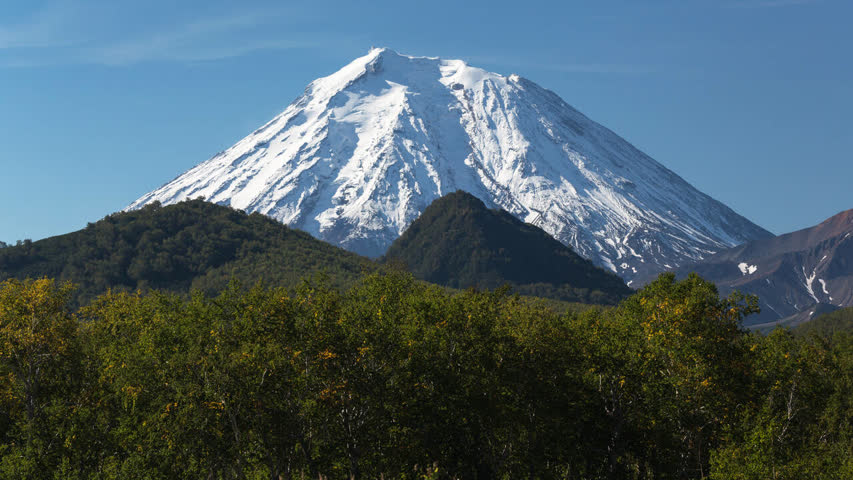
[1,0,850,243]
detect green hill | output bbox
[382,191,632,305]
[794,305,853,338]
[0,200,374,305]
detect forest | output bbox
[382,191,631,306]
[0,198,630,309]
[0,201,373,307]
[1,272,851,479]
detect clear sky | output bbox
[1,0,850,243]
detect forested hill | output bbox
[383,191,633,305]
[0,200,374,305]
[795,305,853,337]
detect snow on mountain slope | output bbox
[661,209,853,326]
[129,48,771,283]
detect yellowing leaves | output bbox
[203,401,225,411]
[121,385,142,398]
[317,349,338,361]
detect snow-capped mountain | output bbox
[129,48,771,283]
[659,209,853,327]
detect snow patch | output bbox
[818,278,830,296]
[738,262,758,275]
[803,267,818,303]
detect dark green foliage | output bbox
[383,191,632,305]
[795,305,853,338]
[0,200,373,306]
[1,194,633,310]
[711,329,853,478]
[2,272,849,479]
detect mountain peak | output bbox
[129,49,770,282]
[818,208,853,231]
[316,47,503,96]
[366,46,420,60]
[423,190,488,211]
[384,191,632,304]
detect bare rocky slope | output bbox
[659,209,853,326]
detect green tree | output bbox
[711,329,853,479]
[0,278,80,477]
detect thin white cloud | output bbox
[87,10,317,65]
[0,3,336,67]
[0,1,75,49]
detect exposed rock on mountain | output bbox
[662,209,853,326]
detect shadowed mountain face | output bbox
[129,48,770,283]
[659,209,853,326]
[382,191,632,305]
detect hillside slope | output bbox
[383,191,632,304]
[794,305,853,337]
[661,209,853,326]
[0,200,374,305]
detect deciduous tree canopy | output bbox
[0,273,849,479]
